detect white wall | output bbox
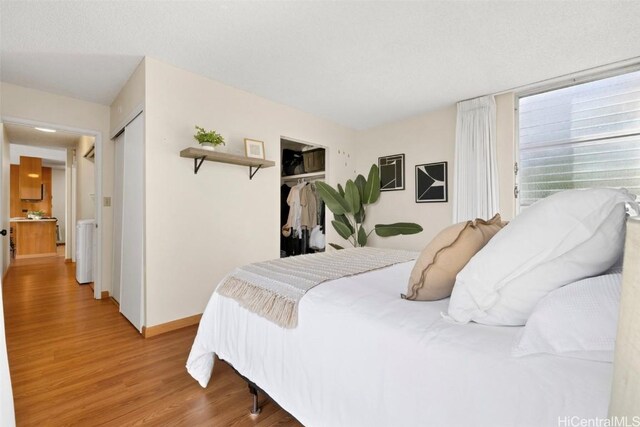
[0,125,15,426]
[143,57,357,327]
[9,144,66,164]
[76,136,95,220]
[51,168,66,242]
[1,125,10,276]
[0,283,15,427]
[1,82,113,294]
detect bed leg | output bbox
[248,383,262,415]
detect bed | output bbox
[187,260,613,426]
[187,188,640,426]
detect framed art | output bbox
[378,154,405,191]
[415,161,448,203]
[244,138,265,159]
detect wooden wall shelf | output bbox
[180,147,276,179]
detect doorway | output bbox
[0,119,103,299]
[280,137,327,258]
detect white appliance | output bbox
[76,219,96,284]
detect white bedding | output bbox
[187,261,613,427]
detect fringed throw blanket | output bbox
[216,247,417,328]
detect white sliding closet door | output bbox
[111,132,125,303]
[117,113,145,331]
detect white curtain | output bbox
[453,95,499,222]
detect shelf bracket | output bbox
[194,156,206,174]
[249,165,262,180]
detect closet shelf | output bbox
[180,147,276,179]
[281,171,325,182]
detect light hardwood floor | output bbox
[3,256,302,426]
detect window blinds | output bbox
[518,70,640,207]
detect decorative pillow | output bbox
[512,272,622,362]
[403,214,505,301]
[447,188,634,326]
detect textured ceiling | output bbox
[2,1,640,129]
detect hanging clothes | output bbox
[282,182,317,238]
[310,182,325,229]
[299,183,317,232]
[282,182,303,238]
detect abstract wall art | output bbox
[415,161,448,203]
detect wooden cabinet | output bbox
[18,156,43,200]
[11,220,57,258]
[11,165,52,217]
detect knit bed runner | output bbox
[216,247,417,328]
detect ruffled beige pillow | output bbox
[403,214,505,301]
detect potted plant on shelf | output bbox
[315,164,423,248]
[194,126,225,151]
[27,210,45,220]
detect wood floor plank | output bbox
[2,256,302,426]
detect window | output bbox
[517,70,640,208]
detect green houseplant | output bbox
[315,164,423,248]
[27,210,45,220]
[194,126,225,150]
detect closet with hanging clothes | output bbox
[280,138,326,258]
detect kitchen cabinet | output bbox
[18,156,43,200]
[11,165,52,217]
[10,219,57,258]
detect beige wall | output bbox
[144,57,357,326]
[76,136,96,220]
[110,58,145,136]
[51,168,66,242]
[355,106,457,250]
[495,93,516,221]
[355,93,517,251]
[0,82,114,295]
[65,148,74,258]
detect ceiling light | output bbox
[34,127,56,133]
[27,173,40,178]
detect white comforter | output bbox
[187,261,613,427]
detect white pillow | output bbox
[512,272,622,362]
[447,188,634,325]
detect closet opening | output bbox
[280,137,327,258]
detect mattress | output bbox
[187,261,613,427]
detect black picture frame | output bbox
[415,162,448,203]
[378,154,405,191]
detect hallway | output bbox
[2,256,298,426]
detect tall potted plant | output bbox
[315,164,423,248]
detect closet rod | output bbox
[281,172,325,183]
